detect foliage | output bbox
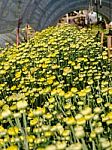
[0,25,112,150]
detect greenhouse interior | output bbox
[0,0,112,150]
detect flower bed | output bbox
[0,25,112,150]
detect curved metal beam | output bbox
[0,0,112,47]
[31,0,111,31]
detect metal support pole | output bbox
[16,17,22,48]
[101,32,104,47]
[94,0,99,24]
[109,0,111,21]
[16,27,19,48]
[66,14,69,24]
[107,36,112,57]
[25,24,29,42]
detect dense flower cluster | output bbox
[0,25,112,150]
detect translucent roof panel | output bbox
[0,0,33,33]
[0,0,111,34]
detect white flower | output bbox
[16,100,28,109]
[66,143,82,150]
[42,125,50,131]
[75,114,83,120]
[95,127,104,134]
[100,139,111,149]
[13,112,21,118]
[56,123,64,134]
[93,114,99,120]
[56,141,67,149]
[75,130,85,138]
[81,107,92,115]
[1,109,11,118]
[94,107,102,114]
[75,126,85,138]
[45,145,56,150]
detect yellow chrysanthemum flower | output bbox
[15,71,21,79]
[6,145,18,150]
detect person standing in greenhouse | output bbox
[88,11,97,25]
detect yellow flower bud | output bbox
[78,91,86,97]
[90,131,96,139]
[44,113,52,119]
[109,88,112,95]
[0,100,5,107]
[30,118,38,126]
[27,135,35,143]
[96,98,103,104]
[44,131,52,137]
[7,126,19,136]
[48,97,55,103]
[85,114,94,120]
[62,130,70,137]
[107,112,112,119]
[64,103,72,110]
[71,87,78,93]
[15,71,21,79]
[76,117,86,125]
[64,117,76,125]
[106,120,112,125]
[0,126,6,136]
[6,145,18,150]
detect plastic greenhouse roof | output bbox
[0,0,112,33]
[0,0,111,47]
[0,0,33,33]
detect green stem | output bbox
[92,141,97,150]
[23,112,27,131]
[7,118,14,126]
[81,138,88,150]
[23,112,29,150]
[70,126,76,143]
[89,120,96,150]
[55,96,67,117]
[15,118,24,135]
